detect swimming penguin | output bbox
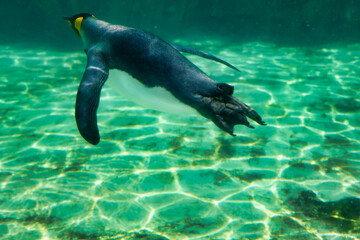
[64,13,266,145]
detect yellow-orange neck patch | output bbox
[74,17,84,36]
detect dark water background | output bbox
[2,0,360,50]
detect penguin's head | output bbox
[64,13,94,37]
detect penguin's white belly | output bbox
[107,70,196,114]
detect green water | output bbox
[1,40,359,239]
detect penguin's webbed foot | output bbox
[198,94,266,136]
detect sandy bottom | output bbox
[0,41,359,239]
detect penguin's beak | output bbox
[63,17,71,25]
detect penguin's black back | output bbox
[104,28,216,102]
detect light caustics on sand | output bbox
[0,42,359,239]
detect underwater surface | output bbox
[0,40,360,240]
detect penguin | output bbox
[64,13,266,145]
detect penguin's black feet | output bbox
[198,93,266,136]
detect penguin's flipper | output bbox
[75,49,109,145]
[171,44,240,72]
[197,83,266,136]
